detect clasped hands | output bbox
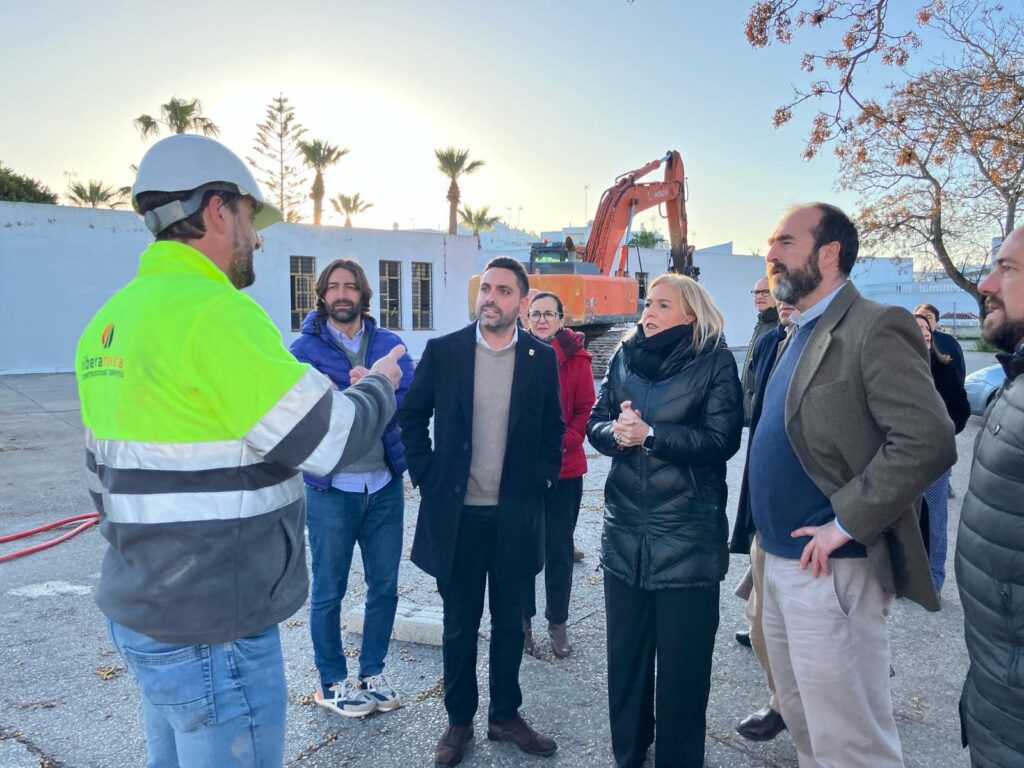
[611,400,649,450]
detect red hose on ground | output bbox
[0,513,100,564]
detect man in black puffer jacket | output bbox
[956,226,1024,767]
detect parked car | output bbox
[965,364,1007,416]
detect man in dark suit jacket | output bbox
[399,257,564,768]
[749,204,956,768]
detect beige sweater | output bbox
[464,343,516,506]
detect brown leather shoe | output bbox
[434,725,473,767]
[736,705,786,742]
[523,619,535,656]
[548,622,573,658]
[487,713,557,756]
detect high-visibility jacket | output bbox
[76,240,396,644]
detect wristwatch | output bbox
[642,428,655,455]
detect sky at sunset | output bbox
[2,0,941,252]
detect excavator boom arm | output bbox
[584,150,695,278]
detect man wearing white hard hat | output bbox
[76,134,405,767]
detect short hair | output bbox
[809,203,859,275]
[530,290,564,315]
[483,256,530,297]
[914,303,940,326]
[646,273,725,351]
[136,189,240,241]
[315,259,373,316]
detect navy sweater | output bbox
[749,317,865,559]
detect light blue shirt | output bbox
[324,319,392,495]
[787,280,847,328]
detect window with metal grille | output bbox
[379,260,402,329]
[412,262,433,330]
[290,256,317,331]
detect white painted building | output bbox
[0,202,480,374]
[2,200,990,376]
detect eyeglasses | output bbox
[750,289,771,297]
[528,311,562,321]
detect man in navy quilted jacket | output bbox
[290,258,414,719]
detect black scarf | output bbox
[624,323,694,381]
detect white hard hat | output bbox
[131,134,282,235]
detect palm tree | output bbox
[435,147,484,235]
[330,193,374,227]
[69,180,126,209]
[458,204,502,240]
[298,139,349,225]
[628,228,666,248]
[134,97,220,139]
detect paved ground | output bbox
[0,356,994,767]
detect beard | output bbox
[326,301,361,324]
[478,303,515,333]
[227,221,255,289]
[769,249,823,304]
[982,299,1024,353]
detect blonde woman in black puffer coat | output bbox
[587,273,743,768]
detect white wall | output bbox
[0,202,480,374]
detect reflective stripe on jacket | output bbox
[76,241,396,644]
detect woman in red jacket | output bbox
[523,291,596,658]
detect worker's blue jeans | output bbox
[107,619,285,768]
[305,476,403,688]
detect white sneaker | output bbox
[314,679,377,718]
[360,672,402,712]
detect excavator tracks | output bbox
[584,326,630,379]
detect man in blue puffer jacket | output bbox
[290,258,414,719]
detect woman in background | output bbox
[523,291,595,657]
[914,312,970,591]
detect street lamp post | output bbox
[62,170,77,205]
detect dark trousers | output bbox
[437,510,529,726]
[525,476,583,624]
[605,572,720,768]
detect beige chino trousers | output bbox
[746,536,779,712]
[762,551,903,768]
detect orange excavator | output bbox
[468,150,695,365]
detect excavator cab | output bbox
[527,237,601,275]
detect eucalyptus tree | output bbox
[249,94,307,222]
